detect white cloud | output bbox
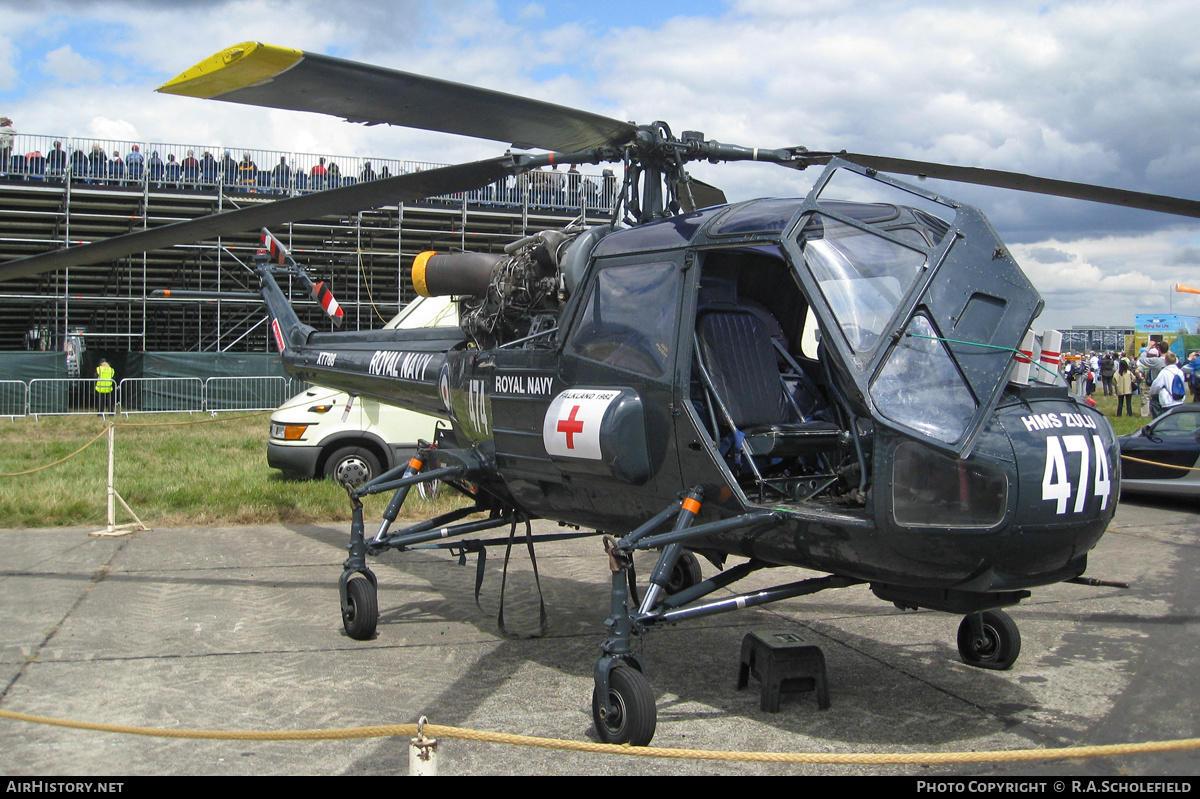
[40,45,95,85]
[1013,227,1200,328]
[518,2,545,21]
[86,115,141,142]
[0,36,17,92]
[4,0,1199,333]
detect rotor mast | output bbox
[510,124,809,226]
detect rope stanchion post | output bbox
[89,424,148,538]
[409,716,438,776]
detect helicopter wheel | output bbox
[342,573,378,640]
[592,664,657,746]
[664,550,703,594]
[957,609,1020,670]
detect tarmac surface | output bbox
[1,493,1198,777]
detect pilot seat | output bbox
[693,275,845,501]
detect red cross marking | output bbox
[557,405,585,449]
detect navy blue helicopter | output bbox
[5,42,1198,746]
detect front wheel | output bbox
[592,664,657,746]
[957,609,1020,670]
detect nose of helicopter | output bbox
[978,394,1118,589]
[879,392,1118,592]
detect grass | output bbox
[1088,391,1152,437]
[0,392,1152,528]
[0,412,463,528]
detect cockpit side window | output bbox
[567,260,681,378]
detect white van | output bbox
[267,295,456,485]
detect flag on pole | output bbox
[1176,283,1200,295]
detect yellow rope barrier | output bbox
[1120,454,1200,472]
[1,708,1198,765]
[115,410,273,428]
[0,424,114,477]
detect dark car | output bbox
[1118,404,1200,497]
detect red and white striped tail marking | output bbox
[271,318,286,353]
[313,280,345,326]
[260,230,288,265]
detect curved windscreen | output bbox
[798,213,926,353]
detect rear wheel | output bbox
[664,550,703,594]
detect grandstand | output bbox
[0,132,615,356]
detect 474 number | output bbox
[1041,434,1113,514]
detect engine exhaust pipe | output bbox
[412,251,502,297]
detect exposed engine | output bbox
[412,222,591,349]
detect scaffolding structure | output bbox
[0,133,615,354]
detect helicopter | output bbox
[5,41,1200,747]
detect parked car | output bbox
[267,295,455,487]
[1117,403,1200,498]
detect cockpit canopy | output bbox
[589,159,1043,456]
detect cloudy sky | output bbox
[2,0,1198,332]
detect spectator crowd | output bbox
[1063,346,1200,419]
[0,118,619,211]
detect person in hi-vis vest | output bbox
[95,358,115,414]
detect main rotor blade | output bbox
[0,158,514,283]
[802,152,1200,219]
[158,42,637,154]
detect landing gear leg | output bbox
[338,452,432,640]
[340,485,378,640]
[957,609,1021,670]
[592,536,657,746]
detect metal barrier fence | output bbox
[1,132,618,214]
[116,377,205,415]
[204,377,311,412]
[0,380,28,418]
[28,379,115,416]
[7,376,312,417]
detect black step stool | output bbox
[737,629,829,712]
